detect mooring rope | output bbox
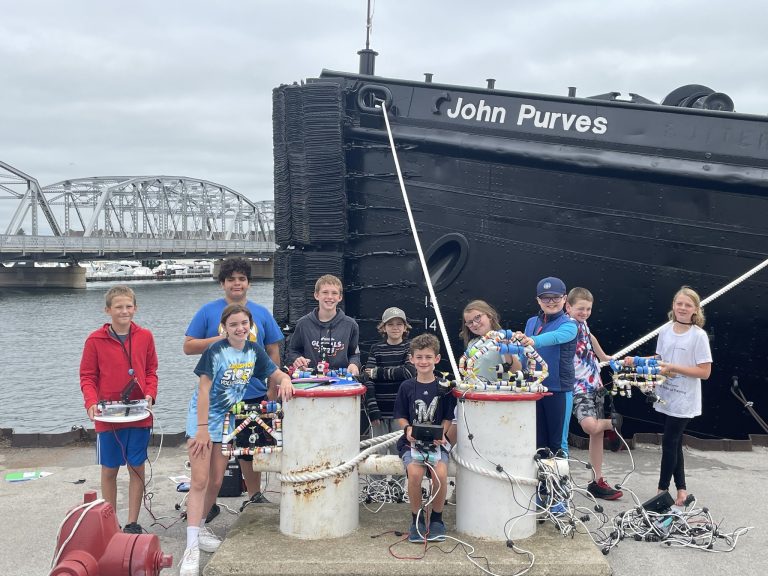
[279,431,401,484]
[600,256,768,366]
[450,450,539,486]
[379,100,463,385]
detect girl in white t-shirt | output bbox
[626,287,712,506]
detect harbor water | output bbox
[0,278,275,433]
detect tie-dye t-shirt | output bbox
[572,320,602,396]
[186,339,276,442]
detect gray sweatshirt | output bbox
[285,308,361,370]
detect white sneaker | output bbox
[179,546,199,576]
[198,525,222,553]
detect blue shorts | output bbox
[97,427,151,468]
[402,448,449,467]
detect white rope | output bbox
[379,101,462,384]
[600,256,768,366]
[450,450,538,487]
[359,430,401,448]
[279,431,401,483]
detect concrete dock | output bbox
[1,441,765,576]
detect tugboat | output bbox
[271,38,768,441]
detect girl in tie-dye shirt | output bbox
[181,304,292,575]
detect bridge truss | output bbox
[2,168,274,242]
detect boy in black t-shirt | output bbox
[393,333,455,543]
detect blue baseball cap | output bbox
[536,276,566,297]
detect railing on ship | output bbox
[0,234,276,257]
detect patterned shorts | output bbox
[573,388,607,422]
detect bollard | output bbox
[454,390,543,541]
[279,384,366,539]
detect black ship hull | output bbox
[271,71,768,440]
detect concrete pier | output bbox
[1,442,765,576]
[0,264,86,288]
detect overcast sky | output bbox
[1,0,766,231]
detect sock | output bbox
[186,526,200,549]
[431,510,443,524]
[411,512,417,524]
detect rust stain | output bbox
[292,460,332,475]
[292,479,326,499]
[333,469,351,485]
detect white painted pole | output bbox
[456,392,538,541]
[279,386,365,539]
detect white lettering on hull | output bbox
[440,96,608,134]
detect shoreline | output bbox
[3,426,766,452]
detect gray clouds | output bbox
[1,0,766,229]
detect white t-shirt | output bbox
[654,323,712,418]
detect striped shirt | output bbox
[364,340,415,419]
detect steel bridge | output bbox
[0,161,275,261]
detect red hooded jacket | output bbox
[80,322,158,433]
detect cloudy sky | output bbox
[1,0,766,230]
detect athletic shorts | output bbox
[402,448,449,467]
[572,388,607,423]
[236,396,268,462]
[97,427,151,468]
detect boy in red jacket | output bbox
[80,285,158,533]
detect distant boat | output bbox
[152,260,188,276]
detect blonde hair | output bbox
[314,274,343,295]
[105,285,136,307]
[460,299,502,346]
[668,286,706,328]
[567,287,594,306]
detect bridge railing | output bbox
[0,234,276,257]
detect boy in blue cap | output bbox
[516,277,577,455]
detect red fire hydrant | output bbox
[51,491,173,575]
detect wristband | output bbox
[198,423,208,427]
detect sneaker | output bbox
[408,519,427,543]
[205,503,220,524]
[536,492,566,515]
[179,546,200,576]
[197,526,221,553]
[447,486,457,505]
[240,492,270,512]
[122,522,143,534]
[550,500,568,515]
[427,520,446,542]
[588,477,624,501]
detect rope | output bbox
[359,430,401,448]
[450,450,539,487]
[379,100,462,384]
[600,256,768,366]
[279,431,401,484]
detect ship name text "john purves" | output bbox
[443,97,608,134]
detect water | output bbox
[0,278,274,433]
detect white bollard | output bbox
[455,391,541,541]
[279,384,365,539]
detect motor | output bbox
[50,491,172,576]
